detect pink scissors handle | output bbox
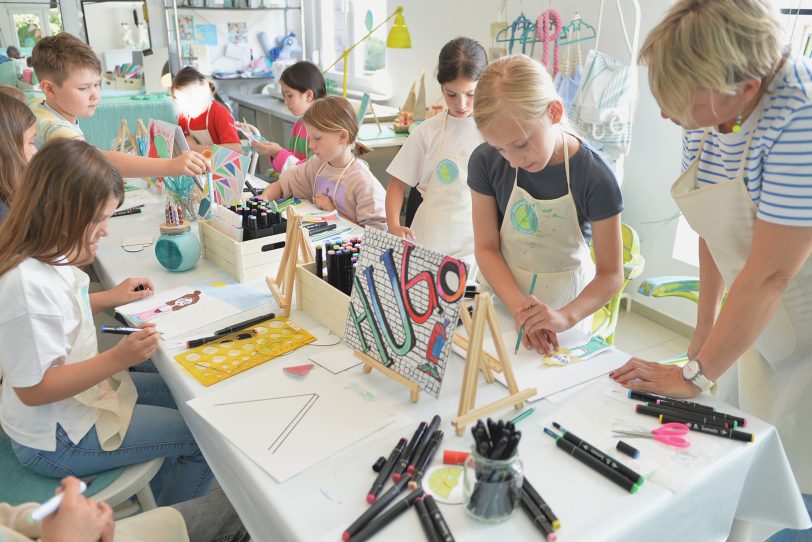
[653,422,690,436]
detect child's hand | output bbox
[112,324,160,368]
[388,224,416,240]
[235,121,261,136]
[314,194,336,211]
[107,278,154,306]
[169,151,210,177]
[252,140,283,157]
[41,477,114,542]
[515,296,573,336]
[524,328,559,355]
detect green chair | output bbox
[636,276,703,364]
[591,223,646,344]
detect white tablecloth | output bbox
[92,184,810,541]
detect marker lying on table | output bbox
[553,422,644,486]
[367,437,407,503]
[213,313,276,336]
[543,427,641,493]
[392,421,427,482]
[348,488,423,542]
[659,415,754,443]
[510,407,535,425]
[29,478,95,523]
[636,404,730,429]
[520,488,557,542]
[415,497,441,542]
[628,390,715,412]
[423,495,455,542]
[654,399,747,428]
[112,205,144,217]
[343,476,411,541]
[100,326,143,335]
[522,478,560,532]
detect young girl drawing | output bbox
[251,60,327,174]
[469,55,624,354]
[0,92,37,224]
[261,95,387,229]
[172,66,241,153]
[0,139,212,505]
[385,37,487,273]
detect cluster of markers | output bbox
[343,415,450,542]
[315,238,364,295]
[628,390,753,442]
[164,199,185,226]
[226,196,287,240]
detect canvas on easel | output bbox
[209,144,250,206]
[266,205,314,317]
[451,292,536,436]
[343,228,468,401]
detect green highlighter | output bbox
[514,273,538,354]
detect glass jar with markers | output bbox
[463,419,524,523]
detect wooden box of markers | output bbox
[296,261,350,338]
[199,219,287,283]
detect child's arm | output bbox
[350,172,388,230]
[385,178,415,239]
[100,150,209,178]
[13,326,160,407]
[261,158,315,200]
[89,277,154,315]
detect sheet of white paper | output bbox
[309,344,362,375]
[123,190,158,209]
[187,364,400,482]
[541,381,727,493]
[116,286,243,339]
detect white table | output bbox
[93,185,811,542]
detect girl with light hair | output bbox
[611,1,812,532]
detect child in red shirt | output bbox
[172,67,241,152]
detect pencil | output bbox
[515,273,538,354]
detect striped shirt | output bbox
[271,120,312,174]
[682,53,812,226]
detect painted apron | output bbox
[56,266,137,451]
[189,104,215,147]
[672,126,812,491]
[313,157,357,220]
[410,112,479,276]
[499,132,596,337]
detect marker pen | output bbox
[636,404,729,429]
[659,415,754,442]
[423,495,455,542]
[552,423,643,485]
[29,480,89,523]
[654,399,746,428]
[522,478,560,531]
[407,415,441,476]
[367,438,407,504]
[416,497,441,542]
[348,488,423,542]
[343,475,410,541]
[392,422,426,482]
[100,326,142,335]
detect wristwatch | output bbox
[682,359,715,392]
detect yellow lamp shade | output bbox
[386,8,411,49]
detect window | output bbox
[318,0,390,97]
[671,214,699,268]
[6,5,62,48]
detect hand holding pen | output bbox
[38,477,114,542]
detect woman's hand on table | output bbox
[610,357,701,398]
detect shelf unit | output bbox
[163,0,305,74]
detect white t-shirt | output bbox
[386,112,482,194]
[0,259,98,451]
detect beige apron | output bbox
[313,157,357,218]
[672,127,812,492]
[56,266,137,451]
[498,131,596,337]
[410,112,479,277]
[189,104,214,147]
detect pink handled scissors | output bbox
[613,423,691,448]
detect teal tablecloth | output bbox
[25,92,177,149]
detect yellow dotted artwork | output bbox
[175,317,316,386]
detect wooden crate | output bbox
[199,219,286,283]
[296,261,350,338]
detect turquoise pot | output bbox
[155,225,201,272]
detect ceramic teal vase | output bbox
[155,224,201,272]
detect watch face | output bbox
[683,360,699,380]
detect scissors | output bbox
[613,423,691,448]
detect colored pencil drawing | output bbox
[210,144,250,206]
[132,290,201,322]
[343,228,467,398]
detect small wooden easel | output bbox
[266,206,314,316]
[355,350,421,403]
[113,119,138,155]
[452,293,537,436]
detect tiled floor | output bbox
[613,311,691,361]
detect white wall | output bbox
[84,1,147,56]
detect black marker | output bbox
[636,404,729,428]
[415,497,441,542]
[213,312,276,336]
[522,478,560,531]
[654,399,746,428]
[367,438,407,503]
[343,475,410,541]
[659,415,754,443]
[423,495,455,542]
[553,422,643,485]
[409,430,444,489]
[407,415,441,476]
[628,390,715,412]
[99,326,142,335]
[543,428,640,493]
[392,421,426,482]
[348,488,423,542]
[315,244,324,280]
[520,489,556,541]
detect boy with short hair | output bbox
[31,33,208,178]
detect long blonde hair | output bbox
[0,139,124,276]
[302,95,371,156]
[473,54,569,131]
[640,0,783,125]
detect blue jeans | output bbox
[770,494,812,541]
[11,372,212,506]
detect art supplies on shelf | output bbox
[314,237,364,295]
[175,316,315,386]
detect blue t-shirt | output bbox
[467,138,623,243]
[683,53,812,227]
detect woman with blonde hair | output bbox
[469,54,624,354]
[611,0,812,531]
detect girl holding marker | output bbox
[0,139,212,506]
[385,37,488,274]
[469,55,624,355]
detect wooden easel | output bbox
[266,206,314,316]
[355,350,421,403]
[113,119,138,154]
[452,293,536,436]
